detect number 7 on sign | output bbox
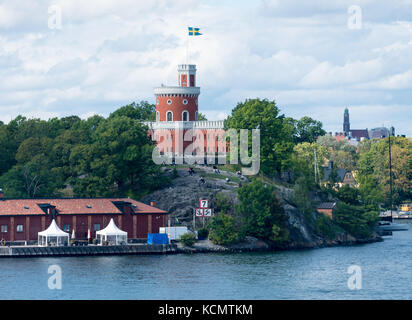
[200,199,209,208]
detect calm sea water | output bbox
[1,220,411,300]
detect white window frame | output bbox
[166,111,173,122]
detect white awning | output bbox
[38,219,70,237]
[96,218,127,237]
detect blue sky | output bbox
[0,0,411,136]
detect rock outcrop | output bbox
[141,166,381,252]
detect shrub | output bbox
[237,179,289,240]
[209,214,240,245]
[334,202,380,239]
[179,232,196,246]
[197,228,209,240]
[315,214,336,239]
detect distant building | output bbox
[334,108,394,146]
[317,202,337,219]
[322,161,358,188]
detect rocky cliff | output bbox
[141,166,381,252]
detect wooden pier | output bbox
[0,243,177,257]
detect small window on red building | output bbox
[94,224,100,231]
[190,74,195,87]
[64,224,70,232]
[1,225,7,233]
[16,225,23,232]
[181,74,187,87]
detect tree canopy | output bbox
[0,101,165,198]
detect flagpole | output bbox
[186,33,189,64]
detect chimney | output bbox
[150,201,156,207]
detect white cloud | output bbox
[0,0,410,136]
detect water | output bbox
[1,220,412,300]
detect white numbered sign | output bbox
[204,209,212,217]
[200,199,209,208]
[195,208,204,217]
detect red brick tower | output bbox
[154,64,200,122]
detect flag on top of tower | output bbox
[188,27,201,36]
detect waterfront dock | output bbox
[0,243,177,257]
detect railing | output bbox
[142,120,225,130]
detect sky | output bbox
[0,0,411,136]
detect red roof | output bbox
[0,198,167,216]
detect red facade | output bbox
[0,198,168,242]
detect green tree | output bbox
[292,116,326,144]
[225,99,294,175]
[357,136,411,207]
[197,113,207,121]
[237,179,288,241]
[334,202,379,239]
[337,185,360,205]
[209,214,240,245]
[109,101,156,121]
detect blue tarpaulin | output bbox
[147,233,169,245]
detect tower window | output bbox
[182,111,189,122]
[183,99,188,105]
[167,111,173,122]
[167,99,172,105]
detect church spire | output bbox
[343,108,350,133]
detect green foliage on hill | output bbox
[333,202,380,239]
[0,101,164,198]
[236,179,289,242]
[208,214,240,245]
[179,232,197,246]
[357,136,411,207]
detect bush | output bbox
[237,179,289,240]
[179,232,196,246]
[315,214,336,239]
[334,202,380,239]
[197,228,209,240]
[209,214,240,245]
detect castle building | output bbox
[335,108,395,146]
[145,64,226,163]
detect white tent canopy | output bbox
[96,218,127,245]
[38,219,70,246]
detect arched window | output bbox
[182,110,189,122]
[167,111,173,122]
[156,111,160,122]
[195,111,198,121]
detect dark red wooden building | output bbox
[0,197,168,242]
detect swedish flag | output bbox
[188,27,201,36]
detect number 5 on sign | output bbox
[195,208,204,217]
[200,199,209,208]
[204,209,212,217]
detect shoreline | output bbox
[175,234,383,254]
[0,234,383,258]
